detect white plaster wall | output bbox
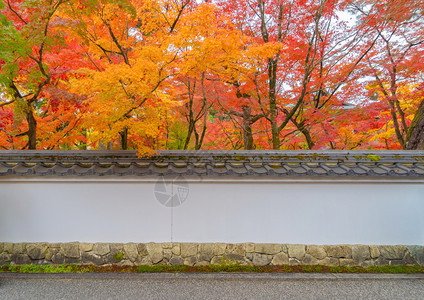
[0,178,423,244]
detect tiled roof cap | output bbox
[1,150,424,177]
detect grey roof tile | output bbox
[226,164,249,175]
[52,164,73,176]
[150,164,170,175]
[192,166,207,175]
[0,162,13,175]
[92,164,113,176]
[112,164,133,175]
[13,163,33,175]
[208,164,228,175]
[371,164,391,175]
[354,163,372,175]
[245,163,268,175]
[264,164,288,176]
[0,150,423,178]
[71,164,92,175]
[169,164,190,174]
[302,163,327,175]
[389,163,409,175]
[283,164,308,175]
[32,164,53,175]
[320,163,348,175]
[412,164,424,175]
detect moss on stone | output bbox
[113,252,124,262]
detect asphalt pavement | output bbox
[1,272,423,299]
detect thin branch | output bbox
[169,0,190,33]
[47,116,83,150]
[6,0,27,24]
[0,128,29,138]
[102,19,130,66]
[81,45,102,71]
[0,99,15,108]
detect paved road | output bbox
[1,273,423,299]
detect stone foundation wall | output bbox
[1,243,423,267]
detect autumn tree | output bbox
[353,0,424,149]
[1,0,423,151]
[213,0,377,150]
[0,0,69,149]
[66,0,237,152]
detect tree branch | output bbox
[6,0,27,24]
[0,99,15,108]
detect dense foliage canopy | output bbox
[1,0,424,152]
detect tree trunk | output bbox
[194,121,206,150]
[26,108,37,150]
[184,122,194,150]
[300,127,314,150]
[242,106,254,150]
[183,78,196,150]
[291,118,314,149]
[406,99,424,150]
[194,73,208,150]
[120,127,128,150]
[268,59,280,149]
[243,123,254,150]
[98,141,112,150]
